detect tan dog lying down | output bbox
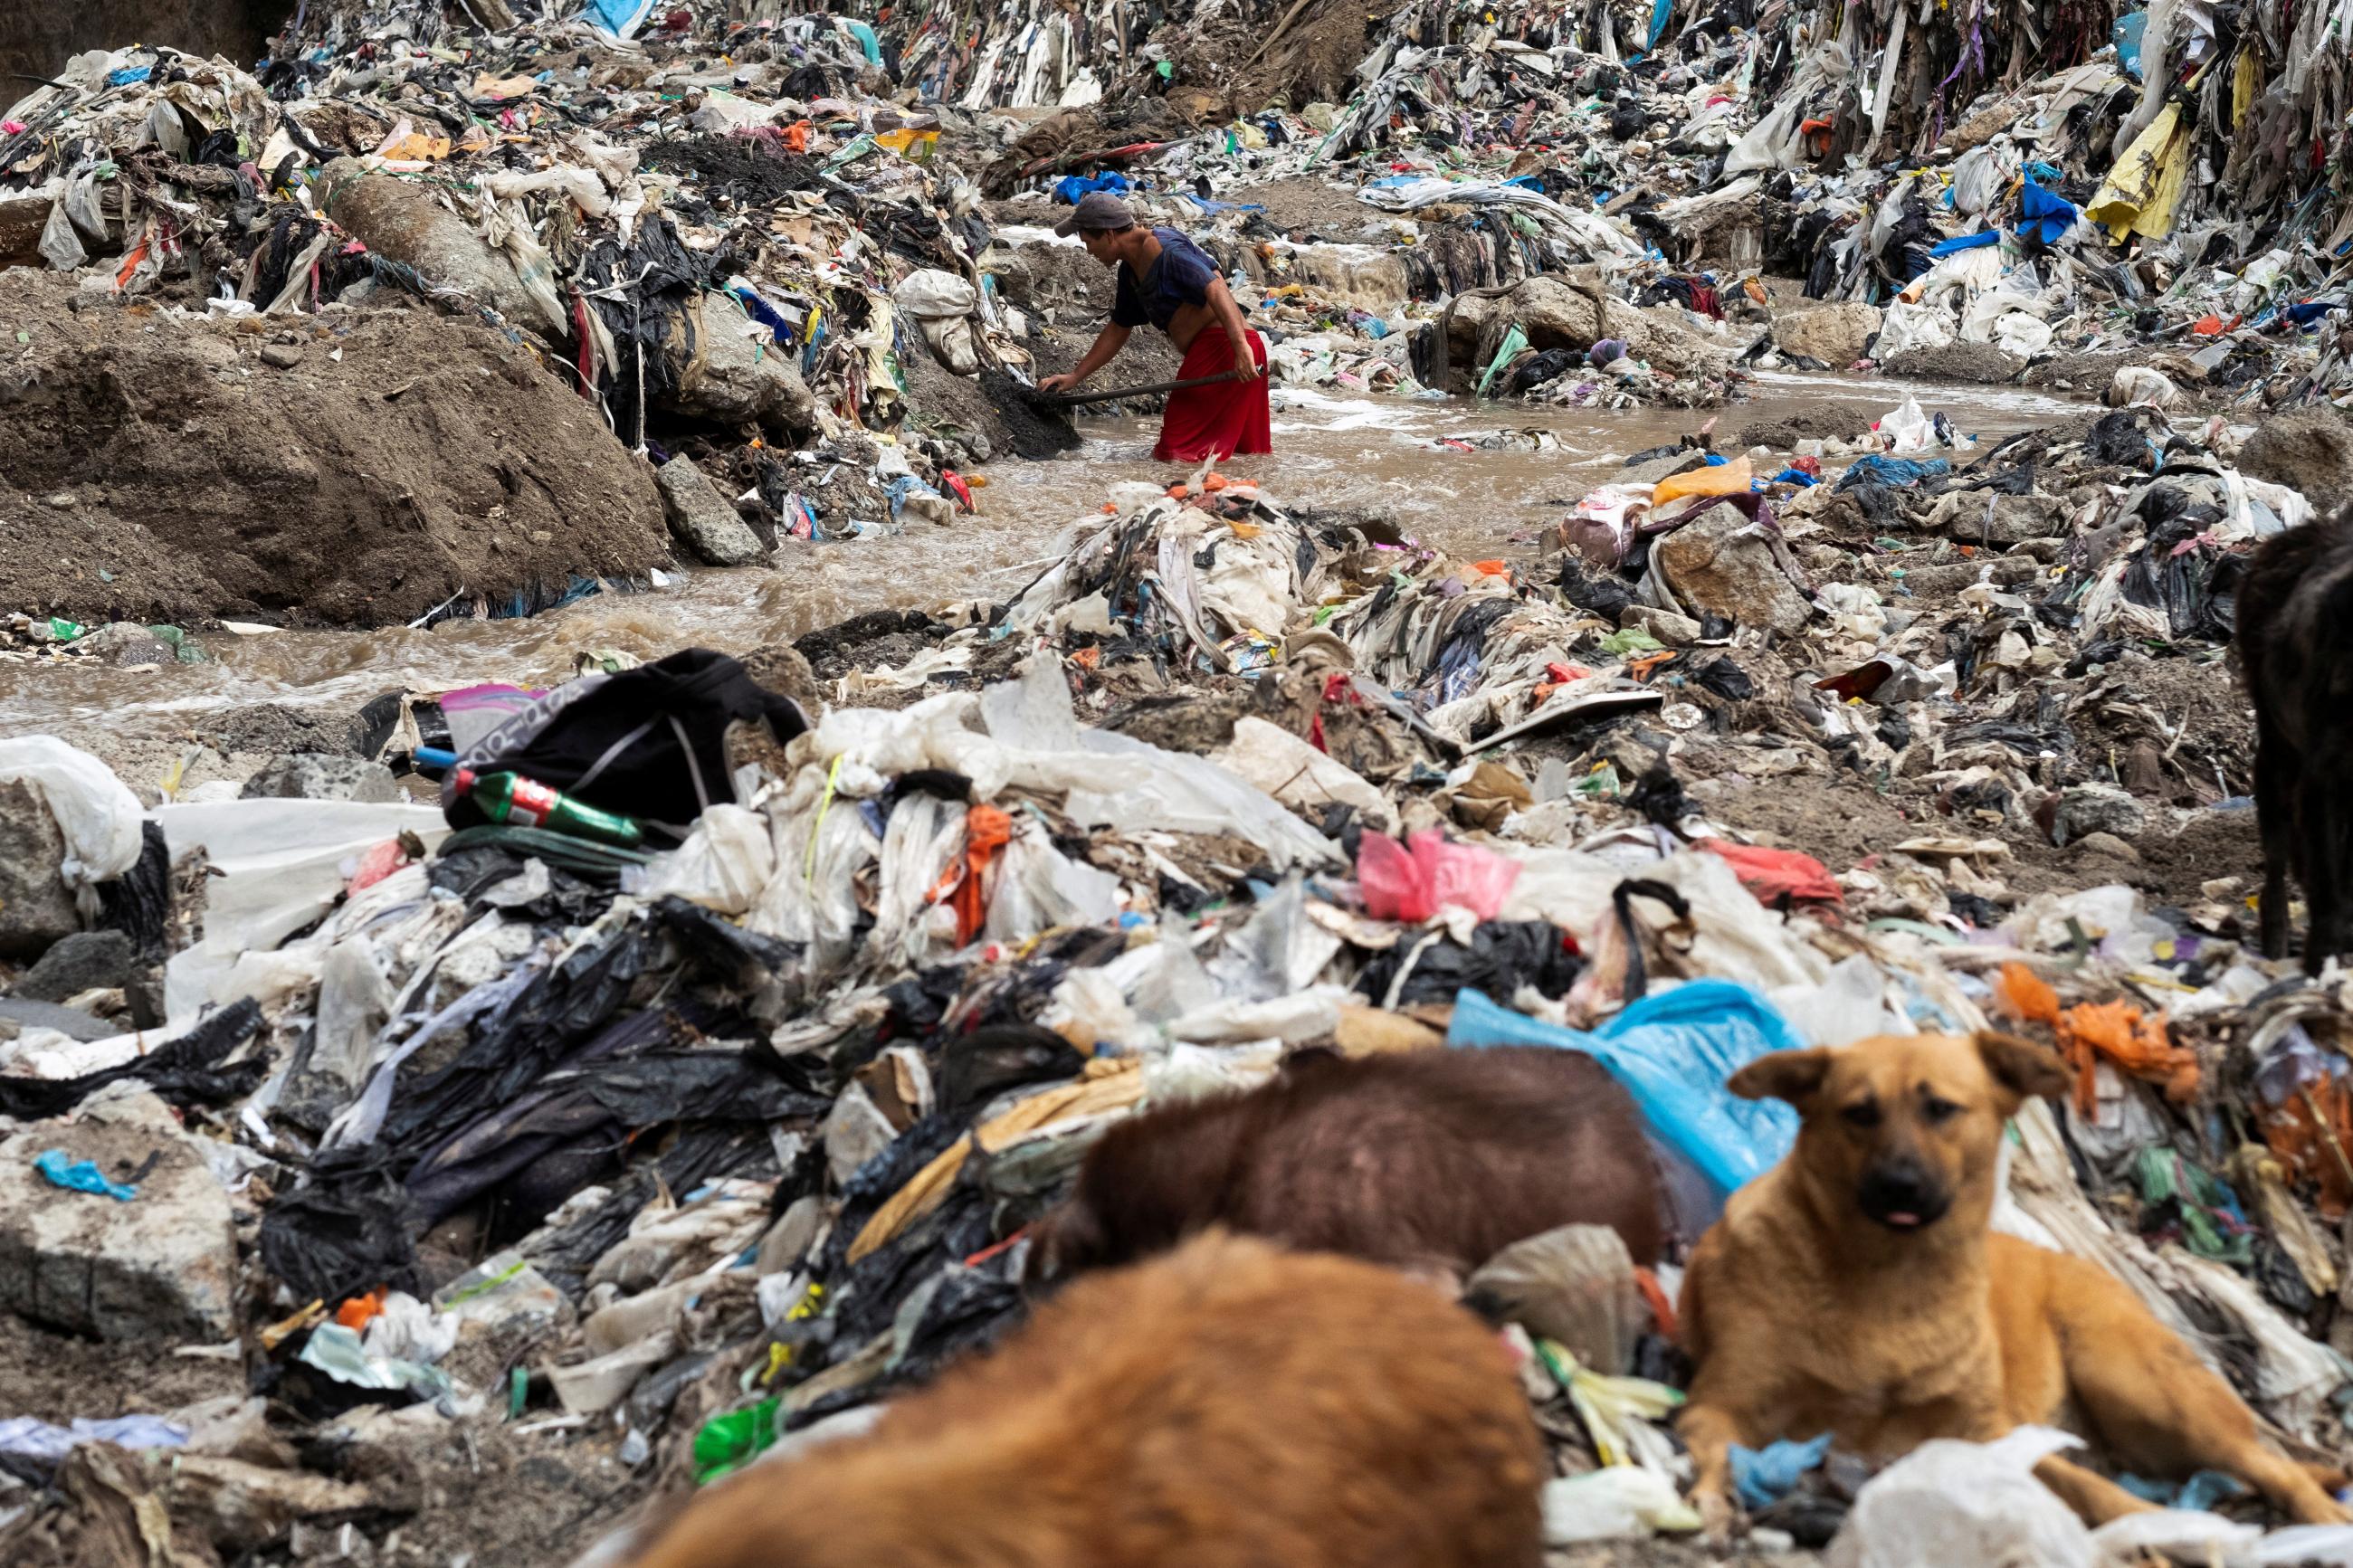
[1678,1029,2350,1530]
[625,1231,1548,1568]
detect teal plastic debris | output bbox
[34,1148,138,1202]
[2114,9,2148,79]
[1447,980,1805,1200]
[1732,1431,1834,1508]
[585,0,657,37]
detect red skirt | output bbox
[1154,324,1272,463]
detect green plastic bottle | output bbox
[454,768,646,849]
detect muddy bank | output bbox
[0,275,672,628]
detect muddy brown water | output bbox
[0,375,2083,753]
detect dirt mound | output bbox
[2236,406,2353,515]
[0,276,672,627]
[900,350,1081,460]
[1878,341,2021,383]
[1737,411,1864,450]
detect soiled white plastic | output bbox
[984,822,1121,944]
[157,799,451,1019]
[0,736,147,901]
[1771,952,1911,1047]
[1504,844,1827,993]
[1540,1466,1696,1544]
[1826,1427,2091,1568]
[632,803,775,916]
[1213,717,1396,830]
[1166,985,1348,1046]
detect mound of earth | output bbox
[2236,406,2353,516]
[0,275,672,627]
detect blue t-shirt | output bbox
[1111,227,1221,332]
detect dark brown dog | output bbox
[1678,1031,2348,1529]
[623,1231,1547,1568]
[2236,506,2353,972]
[1025,1045,1663,1285]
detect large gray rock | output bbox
[656,456,767,567]
[1774,302,1881,366]
[1618,449,1708,486]
[0,778,78,961]
[15,929,137,1003]
[2053,784,2148,846]
[1651,508,1813,636]
[239,753,401,803]
[317,157,559,344]
[1926,489,2071,546]
[666,292,818,438]
[0,1088,239,1341]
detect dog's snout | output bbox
[1857,1158,1948,1231]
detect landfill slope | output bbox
[0,276,672,626]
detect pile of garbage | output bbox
[5,365,2353,1561]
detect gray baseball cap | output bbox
[1054,190,1137,237]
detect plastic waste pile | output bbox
[6,393,2353,1560]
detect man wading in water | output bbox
[1036,192,1271,463]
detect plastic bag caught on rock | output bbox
[0,736,147,904]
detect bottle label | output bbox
[507,777,559,830]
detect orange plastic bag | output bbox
[1993,963,2195,1113]
[2260,1080,2353,1219]
[928,804,1012,946]
[334,1288,386,1331]
[1652,457,1751,505]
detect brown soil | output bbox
[2130,807,2262,908]
[1877,342,2021,383]
[0,274,672,628]
[1736,410,1868,450]
[1226,176,1381,235]
[0,1314,245,1423]
[1688,771,1943,870]
[2236,406,2353,516]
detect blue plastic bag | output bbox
[1052,171,1131,205]
[1448,981,1805,1200]
[1731,1432,1834,1508]
[2113,9,2148,79]
[1928,230,2000,257]
[34,1148,138,1202]
[2017,179,2078,246]
[1836,454,1949,491]
[586,0,657,36]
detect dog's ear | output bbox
[1975,1030,2069,1109]
[1728,1047,1834,1106]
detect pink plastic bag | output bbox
[1358,830,1520,922]
[347,838,412,894]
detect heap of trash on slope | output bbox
[7,365,2353,1560]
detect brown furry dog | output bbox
[1025,1045,1663,1286]
[1677,1031,2349,1530]
[623,1232,1548,1568]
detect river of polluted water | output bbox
[0,374,2084,750]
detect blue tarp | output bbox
[1836,454,1950,490]
[1929,229,2001,257]
[2018,178,2079,245]
[1447,982,1805,1201]
[1053,170,1130,205]
[584,0,658,38]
